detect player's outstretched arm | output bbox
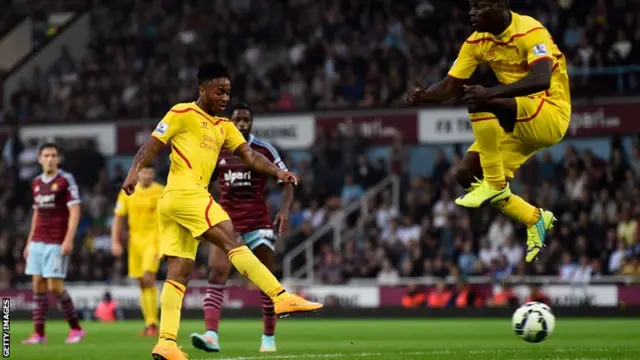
[485,59,552,99]
[122,137,165,195]
[234,143,299,184]
[407,76,465,105]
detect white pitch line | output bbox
[202,349,627,360]
[204,351,437,360]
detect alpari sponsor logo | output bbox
[223,170,252,187]
[569,108,620,135]
[34,194,56,208]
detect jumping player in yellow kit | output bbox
[111,164,164,336]
[121,62,322,360]
[408,0,570,263]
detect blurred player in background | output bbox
[22,143,85,344]
[407,0,570,262]
[121,62,321,360]
[190,104,293,353]
[111,164,164,336]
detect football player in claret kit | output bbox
[190,104,293,353]
[408,0,570,262]
[111,164,164,336]
[22,143,85,344]
[120,62,321,360]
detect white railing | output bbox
[282,175,400,280]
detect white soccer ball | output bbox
[512,302,555,343]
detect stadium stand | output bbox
[2,0,640,123]
[0,0,639,290]
[1,128,639,287]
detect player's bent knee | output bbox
[32,276,47,293]
[165,256,194,285]
[46,278,65,295]
[141,272,156,288]
[201,221,243,253]
[208,265,231,285]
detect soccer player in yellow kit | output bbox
[121,62,322,360]
[408,0,570,263]
[111,164,164,336]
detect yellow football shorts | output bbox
[128,234,159,278]
[157,189,230,260]
[468,96,570,178]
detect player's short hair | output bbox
[39,142,60,155]
[141,164,155,170]
[231,103,253,118]
[197,62,230,85]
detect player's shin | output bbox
[159,280,186,345]
[147,285,159,326]
[139,287,151,326]
[227,246,284,299]
[33,293,48,337]
[495,195,541,227]
[140,286,159,328]
[469,114,506,190]
[260,292,277,336]
[203,284,224,332]
[55,289,82,330]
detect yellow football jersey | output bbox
[449,11,570,109]
[114,182,164,236]
[151,102,246,190]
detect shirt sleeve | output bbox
[31,179,38,209]
[522,27,554,66]
[448,41,479,80]
[63,173,82,206]
[260,141,288,183]
[152,109,183,144]
[113,190,128,216]
[261,143,288,172]
[222,121,247,152]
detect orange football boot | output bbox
[151,343,188,360]
[274,293,323,317]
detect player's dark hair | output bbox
[231,103,253,118]
[197,62,230,85]
[142,164,155,170]
[39,142,60,155]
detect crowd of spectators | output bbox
[2,122,639,289]
[314,136,640,285]
[3,0,640,123]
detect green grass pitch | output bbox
[7,318,640,359]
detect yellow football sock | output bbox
[469,114,506,190]
[158,280,186,346]
[143,286,159,326]
[463,176,541,227]
[139,287,150,326]
[495,195,541,227]
[228,246,284,300]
